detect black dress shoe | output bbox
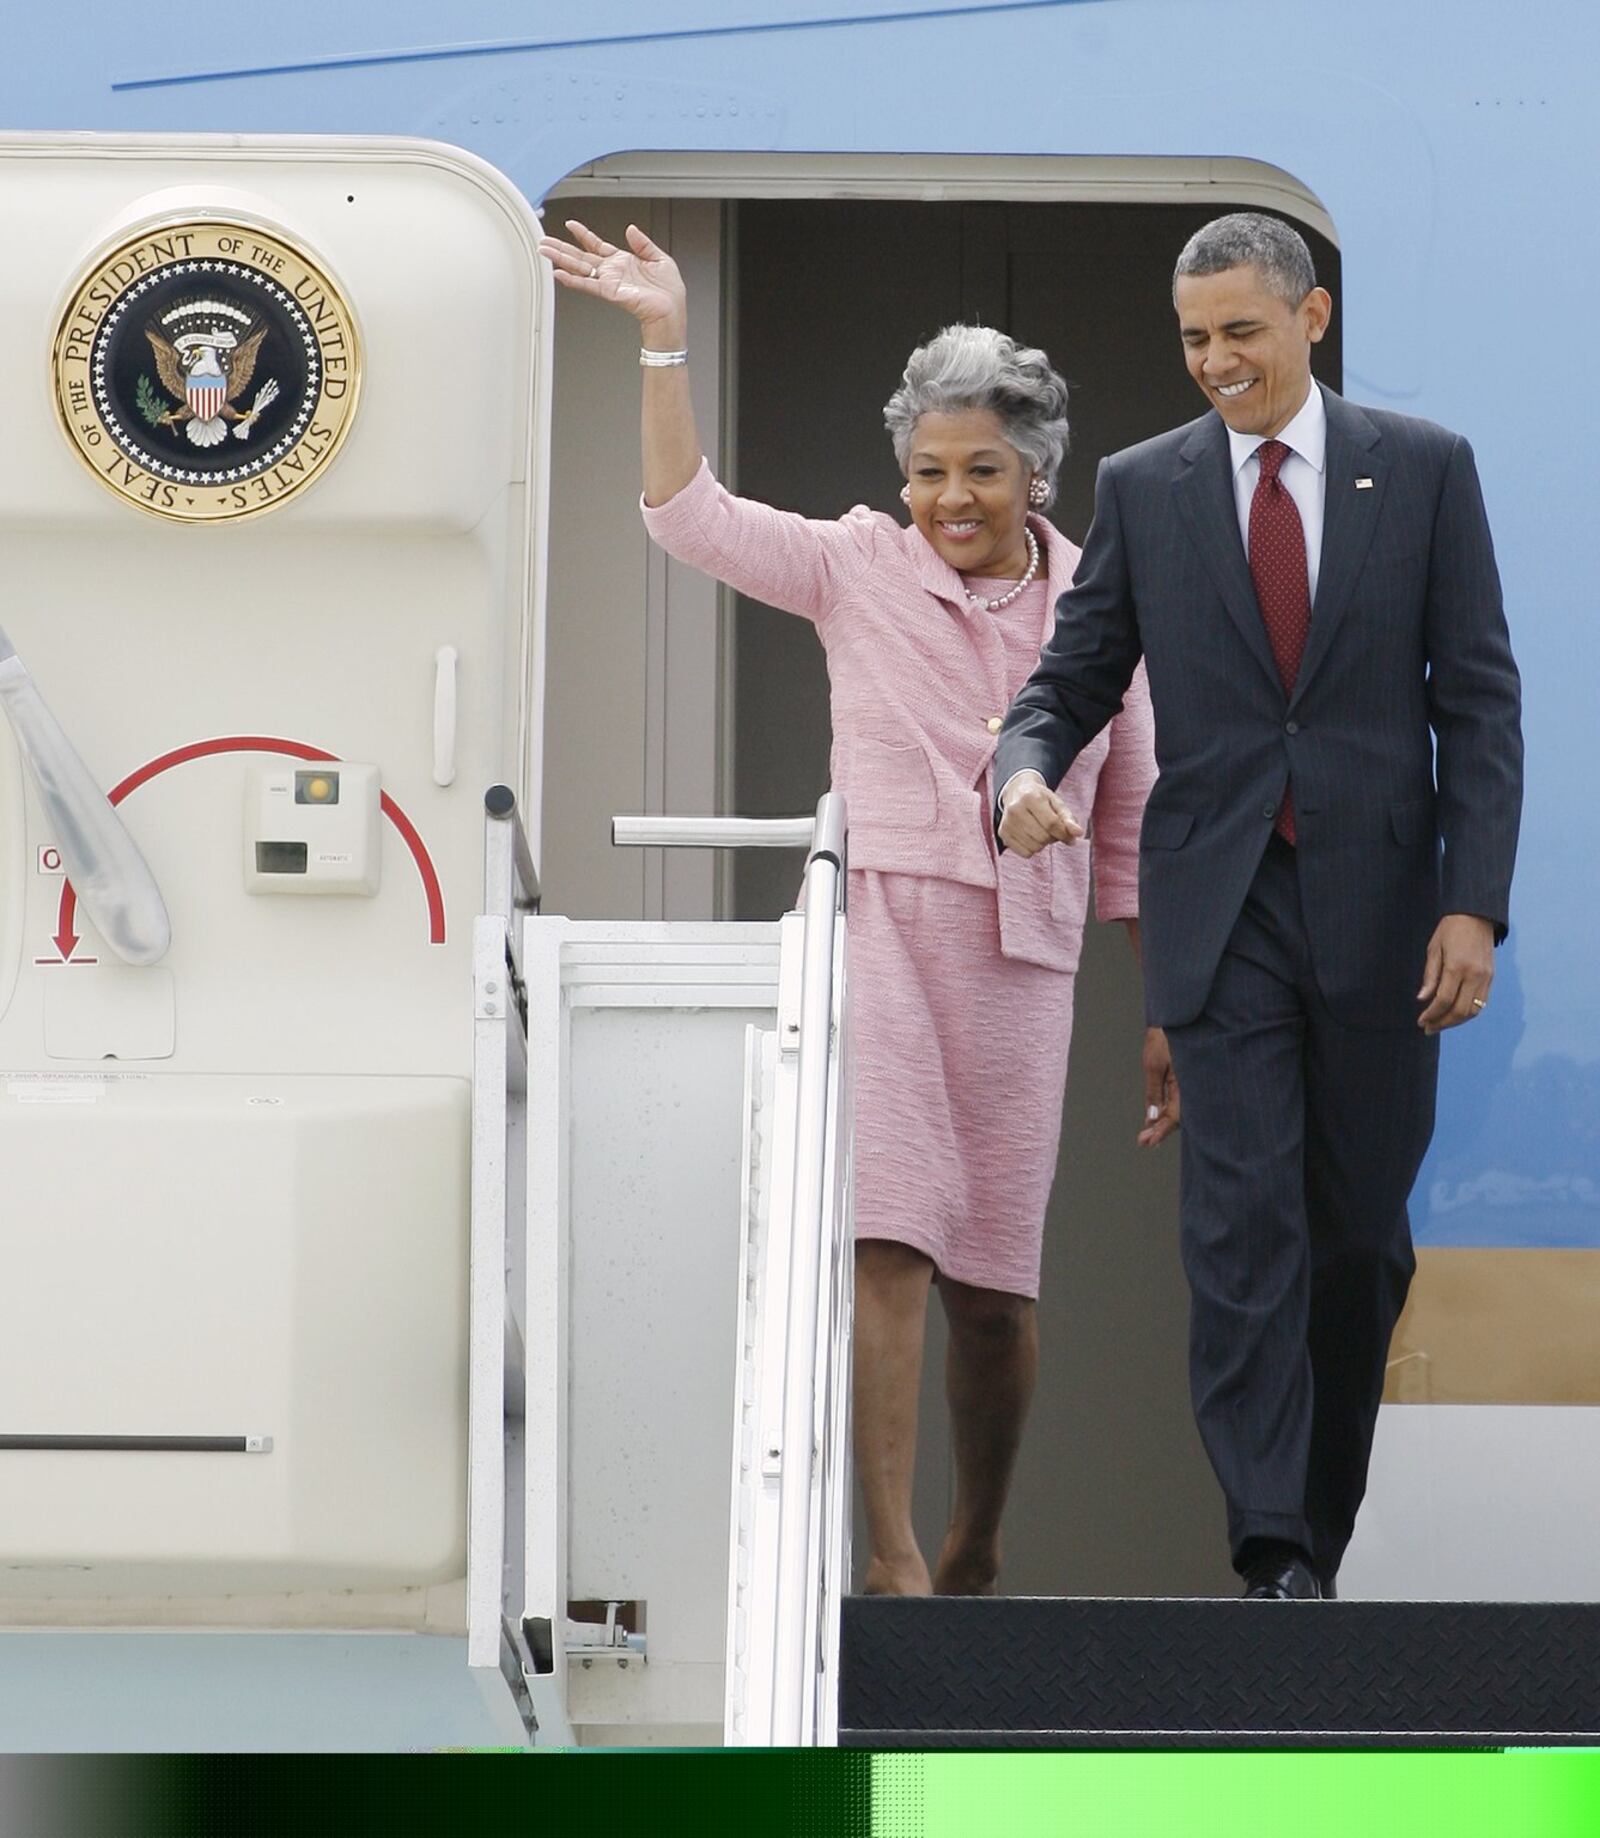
[1241,1553,1322,1599]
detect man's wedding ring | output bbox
[1471,997,1487,1009]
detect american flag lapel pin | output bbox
[1355,477,1374,490]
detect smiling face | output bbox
[904,407,1035,579]
[1175,264,1331,439]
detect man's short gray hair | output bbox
[883,324,1070,509]
[1172,212,1317,306]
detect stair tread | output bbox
[839,1596,1600,1746]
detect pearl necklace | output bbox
[964,526,1041,612]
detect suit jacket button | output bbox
[1262,802,1277,820]
[1284,719,1300,735]
[986,716,1003,734]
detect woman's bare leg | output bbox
[853,1238,936,1595]
[934,1277,1038,1594]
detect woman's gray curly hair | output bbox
[883,324,1071,509]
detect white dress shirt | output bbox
[1228,380,1327,603]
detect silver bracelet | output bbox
[639,348,689,368]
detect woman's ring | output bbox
[1471,997,1486,1010]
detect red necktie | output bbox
[1247,438,1310,844]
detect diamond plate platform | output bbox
[839,1597,1600,1748]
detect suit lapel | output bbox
[1172,414,1283,694]
[1292,388,1384,709]
[909,520,970,609]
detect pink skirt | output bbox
[847,869,1076,1299]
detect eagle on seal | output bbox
[145,306,277,449]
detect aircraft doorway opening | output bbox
[541,163,1340,1598]
[727,194,1340,1599]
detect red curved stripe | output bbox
[55,735,446,950]
[379,793,447,946]
[109,736,337,802]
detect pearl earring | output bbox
[1028,477,1050,508]
[900,482,911,506]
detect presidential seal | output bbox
[52,219,360,522]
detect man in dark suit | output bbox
[994,213,1522,1599]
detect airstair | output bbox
[467,790,854,1747]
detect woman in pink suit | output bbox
[541,219,1174,1596]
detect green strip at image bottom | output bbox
[872,1751,1600,1838]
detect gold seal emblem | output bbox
[52,218,360,522]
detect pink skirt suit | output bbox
[642,464,1157,1298]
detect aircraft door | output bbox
[0,135,549,1619]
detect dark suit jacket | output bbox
[995,385,1523,1030]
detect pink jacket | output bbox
[641,462,1157,973]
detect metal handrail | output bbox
[770,794,845,1740]
[805,792,846,878]
[469,783,563,1743]
[611,813,815,851]
[484,783,542,926]
[612,797,847,904]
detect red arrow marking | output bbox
[53,735,446,956]
[53,889,79,962]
